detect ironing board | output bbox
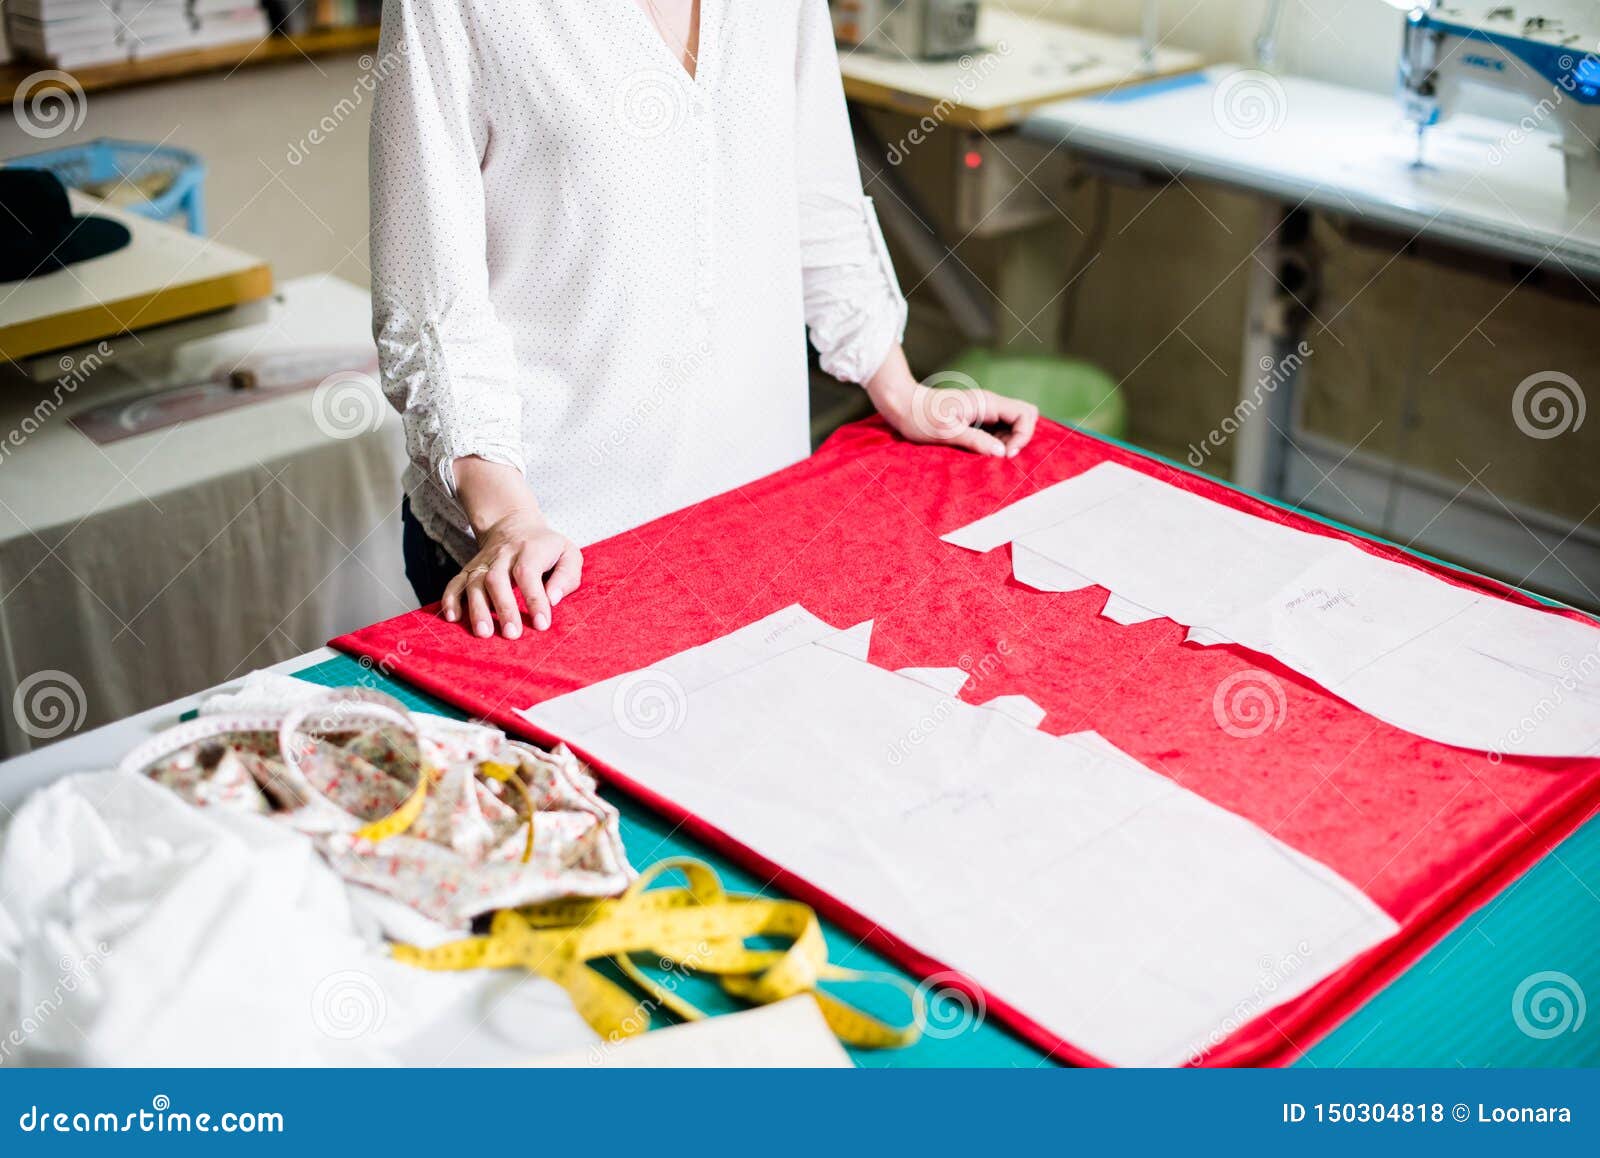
[295,651,1599,1067]
[332,418,1600,1067]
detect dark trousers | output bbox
[401,497,460,607]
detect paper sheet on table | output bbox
[522,606,1398,1068]
[525,996,851,1068]
[943,463,1600,759]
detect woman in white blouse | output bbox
[371,0,1038,638]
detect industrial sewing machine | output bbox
[830,0,982,60]
[1395,2,1600,212]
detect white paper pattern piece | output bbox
[942,462,1143,551]
[1102,593,1163,626]
[944,463,1600,758]
[979,694,1048,729]
[895,667,974,696]
[818,620,874,662]
[522,606,1398,1067]
[1011,544,1095,593]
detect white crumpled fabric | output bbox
[0,679,635,1066]
[0,769,484,1066]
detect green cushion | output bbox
[942,349,1127,438]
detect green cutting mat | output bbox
[298,656,1599,1068]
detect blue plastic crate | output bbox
[5,138,206,234]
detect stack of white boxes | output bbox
[123,0,194,60]
[189,0,270,51]
[6,0,127,68]
[4,0,270,68]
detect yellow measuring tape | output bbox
[393,858,925,1049]
[352,768,432,844]
[351,760,535,865]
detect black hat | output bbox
[0,168,131,284]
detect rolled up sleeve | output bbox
[370,0,524,505]
[794,0,908,385]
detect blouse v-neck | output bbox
[626,0,705,81]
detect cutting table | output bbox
[4,647,1592,1067]
[1023,69,1600,280]
[837,8,1203,131]
[0,190,272,367]
[294,654,1600,1068]
[0,275,411,757]
[3,434,1594,1068]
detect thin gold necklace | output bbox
[642,0,699,69]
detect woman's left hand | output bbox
[865,345,1039,459]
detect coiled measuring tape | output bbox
[392,858,924,1049]
[116,689,535,859]
[351,771,432,844]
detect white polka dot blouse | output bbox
[370,0,908,562]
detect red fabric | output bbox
[335,418,1600,1066]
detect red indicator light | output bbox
[963,150,983,170]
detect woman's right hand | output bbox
[442,458,583,639]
